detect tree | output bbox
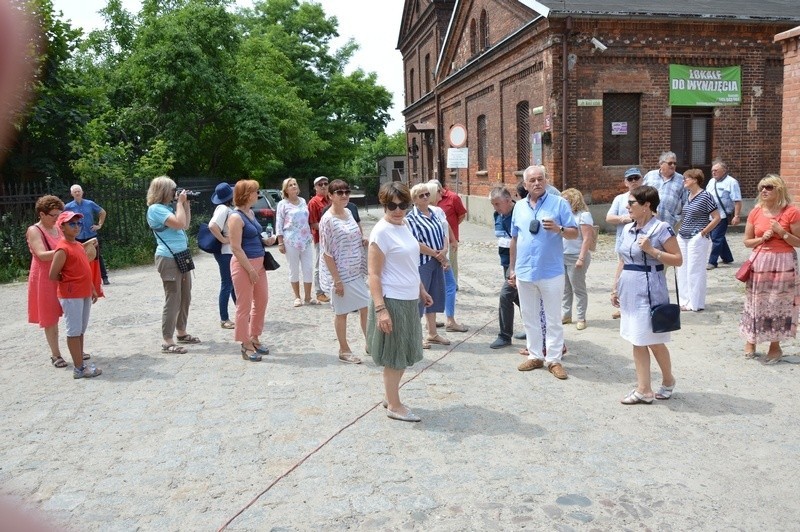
[1,0,91,183]
[344,130,406,194]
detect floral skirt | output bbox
[739,250,799,344]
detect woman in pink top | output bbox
[26,195,66,367]
[740,175,800,364]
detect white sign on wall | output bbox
[447,148,469,168]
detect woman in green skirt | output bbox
[368,182,433,422]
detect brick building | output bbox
[776,26,800,198]
[398,0,800,214]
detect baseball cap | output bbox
[314,176,329,186]
[624,167,642,179]
[56,211,83,226]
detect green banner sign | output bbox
[669,65,741,106]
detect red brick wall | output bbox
[402,11,793,204]
[777,27,800,199]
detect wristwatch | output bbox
[559,226,565,234]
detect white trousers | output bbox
[285,244,314,283]
[518,275,565,364]
[677,233,712,311]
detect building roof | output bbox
[523,0,800,22]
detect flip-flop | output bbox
[176,334,201,344]
[82,352,91,360]
[51,356,68,368]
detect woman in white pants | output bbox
[275,177,316,306]
[677,168,720,312]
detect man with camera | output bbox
[508,165,577,380]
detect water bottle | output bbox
[266,223,274,238]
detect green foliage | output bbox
[344,130,406,195]
[2,0,397,279]
[2,0,90,182]
[0,213,33,283]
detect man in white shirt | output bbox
[705,159,742,269]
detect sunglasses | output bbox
[65,221,83,228]
[386,201,410,211]
[625,176,641,182]
[332,189,351,196]
[759,185,775,192]
[529,219,541,235]
[627,200,640,206]
[417,192,430,199]
[316,182,329,187]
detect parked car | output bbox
[265,188,282,204]
[253,190,277,234]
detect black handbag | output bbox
[644,251,680,333]
[153,230,196,274]
[263,251,280,271]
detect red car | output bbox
[253,190,276,234]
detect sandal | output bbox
[253,343,270,355]
[176,334,201,344]
[426,334,451,345]
[51,355,68,368]
[293,298,303,307]
[82,352,91,360]
[764,353,783,365]
[162,344,188,354]
[338,351,362,364]
[655,381,676,400]
[241,345,262,362]
[445,323,469,333]
[744,350,757,359]
[305,298,320,305]
[620,389,654,405]
[422,340,431,349]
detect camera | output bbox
[175,188,201,198]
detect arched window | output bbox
[516,101,530,170]
[409,68,415,102]
[470,19,477,56]
[424,54,431,93]
[477,114,488,171]
[480,10,489,49]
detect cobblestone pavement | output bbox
[1,209,798,530]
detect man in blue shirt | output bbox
[65,184,109,284]
[642,151,685,227]
[509,165,577,379]
[705,159,742,269]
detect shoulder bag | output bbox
[153,230,195,274]
[198,223,222,254]
[643,228,680,333]
[735,245,762,283]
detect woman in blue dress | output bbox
[611,186,682,405]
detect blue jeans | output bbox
[444,266,457,318]
[213,253,236,321]
[708,216,734,265]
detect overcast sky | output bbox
[50,0,406,132]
